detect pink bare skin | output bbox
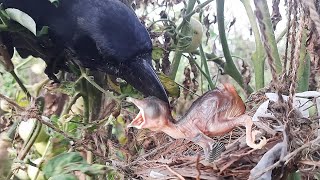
[127,84,267,161]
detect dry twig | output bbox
[250,137,320,179]
[162,165,185,180]
[0,94,25,111]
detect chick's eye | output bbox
[144,102,161,119]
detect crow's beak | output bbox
[121,57,168,103]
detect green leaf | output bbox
[43,152,84,178]
[49,174,78,180]
[5,8,37,35]
[120,82,141,98]
[62,115,82,134]
[106,75,121,94]
[49,138,70,156]
[287,171,302,180]
[158,73,180,97]
[152,47,164,61]
[64,163,106,176]
[52,81,77,96]
[297,28,310,92]
[254,0,282,73]
[43,152,107,179]
[112,116,127,145]
[16,91,29,107]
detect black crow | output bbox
[0,0,168,102]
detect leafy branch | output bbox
[170,0,197,80]
[170,0,214,81]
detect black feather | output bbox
[0,0,168,102]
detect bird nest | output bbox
[117,90,320,180]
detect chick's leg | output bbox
[240,115,267,149]
[192,132,225,162]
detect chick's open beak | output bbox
[127,97,146,129]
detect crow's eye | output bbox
[144,102,161,119]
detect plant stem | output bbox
[184,0,215,19]
[33,138,52,180]
[14,56,34,70]
[252,57,264,90]
[2,121,18,141]
[297,28,309,92]
[188,54,212,87]
[216,0,253,93]
[240,0,265,90]
[61,92,81,116]
[148,19,175,29]
[178,47,225,70]
[192,51,225,67]
[170,51,183,80]
[18,119,42,160]
[80,72,92,180]
[199,45,214,89]
[276,26,288,43]
[0,37,31,98]
[82,82,90,124]
[170,0,197,80]
[10,71,32,99]
[82,74,119,102]
[254,0,282,74]
[198,11,214,90]
[8,99,45,179]
[86,150,93,180]
[78,67,119,103]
